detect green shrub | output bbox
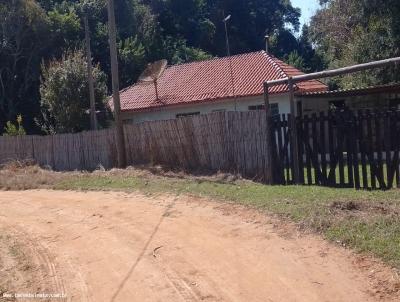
[3,115,26,136]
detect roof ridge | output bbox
[260,51,288,79]
[261,51,305,90]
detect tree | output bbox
[0,0,49,134]
[296,25,325,72]
[269,29,300,60]
[274,25,325,73]
[144,0,213,49]
[286,50,305,71]
[118,36,146,88]
[46,5,82,58]
[145,0,301,57]
[309,0,400,88]
[39,50,109,133]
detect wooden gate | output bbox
[271,109,400,190]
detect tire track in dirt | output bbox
[0,224,66,301]
[153,249,224,302]
[0,219,89,301]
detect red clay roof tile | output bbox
[117,51,327,112]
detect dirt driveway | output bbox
[0,190,398,302]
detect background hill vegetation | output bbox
[0,0,399,134]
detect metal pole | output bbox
[223,14,237,110]
[84,15,98,131]
[223,17,231,57]
[288,77,300,184]
[263,82,273,184]
[266,57,400,87]
[107,0,126,168]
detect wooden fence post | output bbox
[288,77,300,184]
[263,82,273,184]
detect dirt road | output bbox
[0,190,398,302]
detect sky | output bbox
[291,0,321,28]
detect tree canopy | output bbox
[309,0,400,88]
[1,0,311,134]
[0,0,49,134]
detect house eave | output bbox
[119,90,292,115]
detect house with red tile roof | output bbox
[115,51,328,123]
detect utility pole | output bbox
[222,13,237,111]
[84,15,98,131]
[107,0,126,168]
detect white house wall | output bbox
[122,93,291,123]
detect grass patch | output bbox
[326,217,400,265]
[1,163,400,268]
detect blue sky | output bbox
[291,0,321,27]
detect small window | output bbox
[248,104,265,111]
[212,109,226,113]
[176,112,200,118]
[248,103,279,116]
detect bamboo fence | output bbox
[0,111,270,180]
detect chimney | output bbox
[265,35,270,54]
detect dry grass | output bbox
[98,164,245,183]
[0,160,68,190]
[0,161,243,191]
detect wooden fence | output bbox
[271,109,400,189]
[0,129,118,171]
[2,109,399,190]
[0,111,271,180]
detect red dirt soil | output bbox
[0,190,399,302]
